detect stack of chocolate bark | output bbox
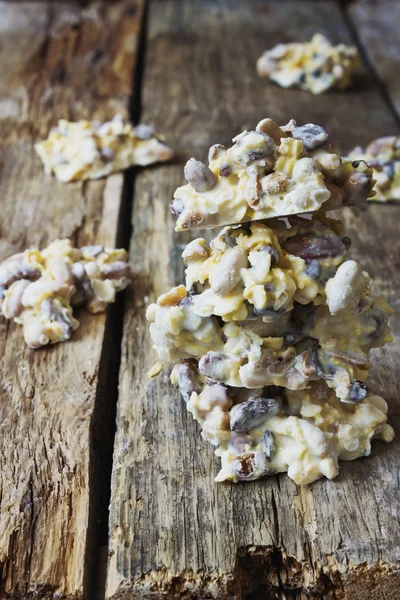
[147,118,394,485]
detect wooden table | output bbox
[0,1,399,599]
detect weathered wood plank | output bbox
[348,0,400,122]
[107,1,400,598]
[0,2,144,598]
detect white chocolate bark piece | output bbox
[345,136,400,201]
[0,239,131,348]
[35,115,173,182]
[146,278,392,402]
[171,366,394,485]
[257,34,360,95]
[171,118,374,230]
[184,214,350,321]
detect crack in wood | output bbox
[340,0,400,130]
[91,2,149,597]
[0,2,146,599]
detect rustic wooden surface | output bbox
[349,0,400,122]
[0,2,144,598]
[106,1,400,599]
[1,1,400,599]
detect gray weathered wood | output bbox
[349,0,400,122]
[0,2,144,598]
[107,1,400,598]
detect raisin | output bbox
[283,233,346,260]
[348,381,368,403]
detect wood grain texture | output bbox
[348,0,400,123]
[0,2,144,598]
[107,1,400,598]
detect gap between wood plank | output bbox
[339,0,400,130]
[91,2,150,599]
[0,2,146,597]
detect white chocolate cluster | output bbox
[184,215,348,320]
[171,364,394,485]
[171,118,374,231]
[0,239,131,348]
[147,217,392,404]
[257,34,360,95]
[35,115,173,182]
[345,136,400,201]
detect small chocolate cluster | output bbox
[0,239,131,348]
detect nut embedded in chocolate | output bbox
[283,232,347,260]
[184,158,217,193]
[230,396,281,432]
[292,124,329,151]
[208,144,227,163]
